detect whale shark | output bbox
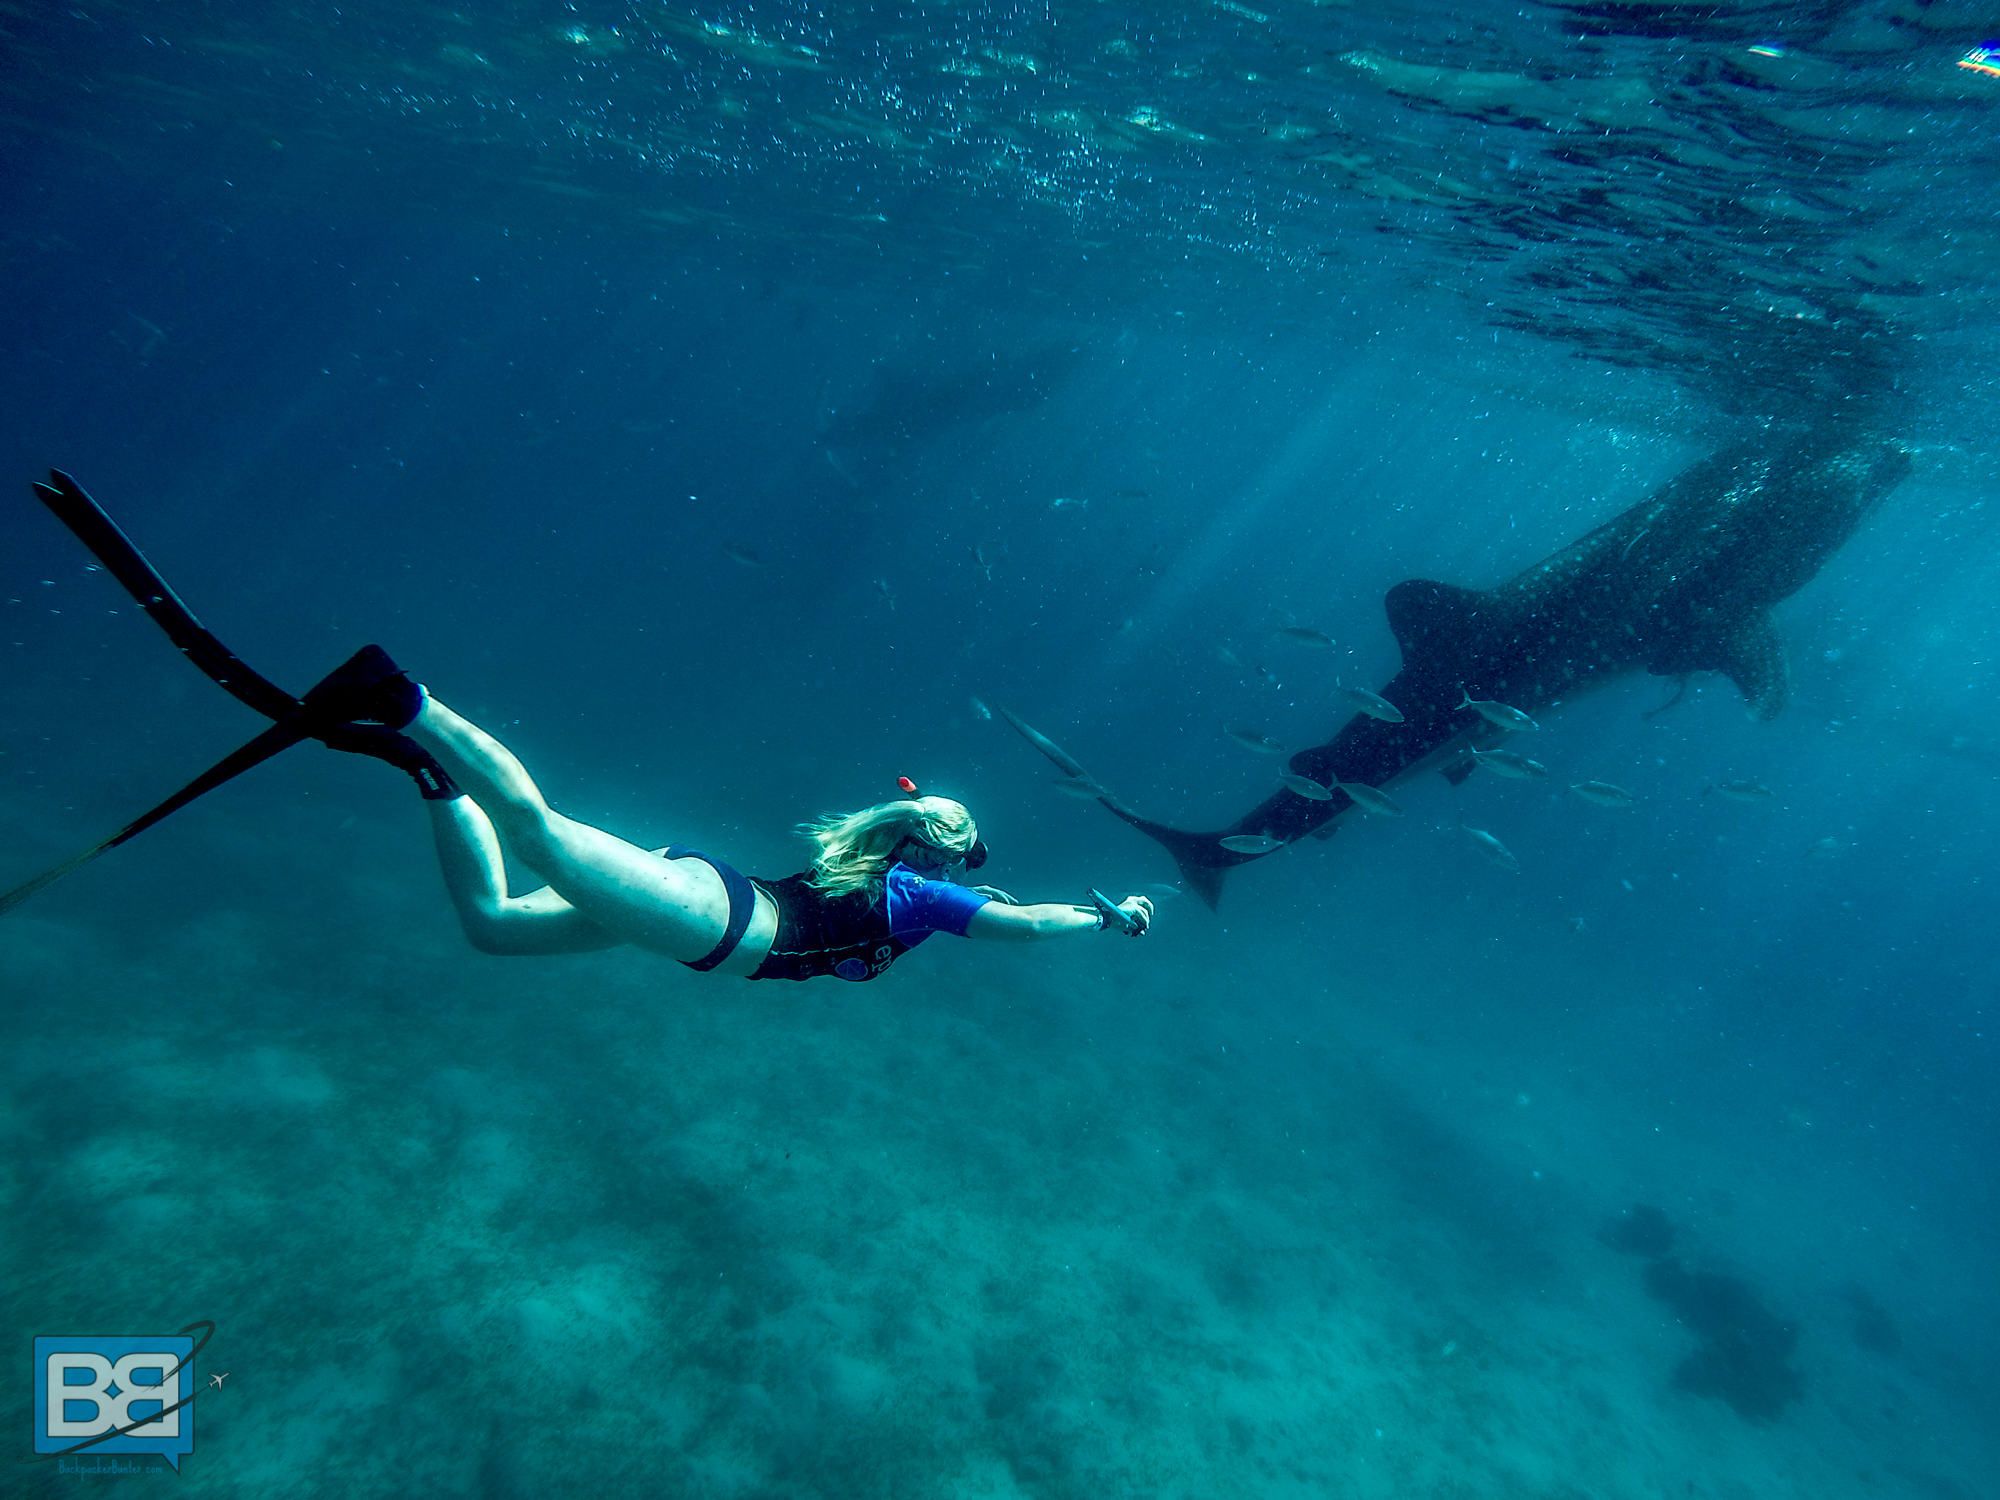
[1005,430,1911,908]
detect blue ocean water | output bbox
[2,1,1996,1495]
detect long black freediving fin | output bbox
[32,469,300,720]
[0,639,408,915]
[0,716,317,916]
[1,471,372,916]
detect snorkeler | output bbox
[4,471,1152,967]
[317,651,1154,980]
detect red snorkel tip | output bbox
[897,776,919,796]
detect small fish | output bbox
[980,46,1041,73]
[1052,776,1109,799]
[1275,626,1335,649]
[1334,780,1403,817]
[1225,728,1286,755]
[1220,834,1284,854]
[1571,780,1637,807]
[1332,682,1404,723]
[1215,646,1244,668]
[1471,748,1548,779]
[969,697,992,721]
[824,448,862,488]
[1807,836,1844,859]
[128,311,168,359]
[1458,692,1540,731]
[1459,822,1520,872]
[873,578,897,610]
[1707,780,1773,803]
[722,543,765,569]
[1279,773,1333,801]
[996,705,1083,769]
[1049,496,1087,512]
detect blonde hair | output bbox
[801,795,978,898]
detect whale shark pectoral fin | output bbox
[1384,579,1486,672]
[1439,756,1476,786]
[1715,614,1790,722]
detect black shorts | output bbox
[660,845,758,971]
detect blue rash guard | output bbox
[750,863,991,982]
[885,865,990,946]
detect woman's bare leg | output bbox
[427,795,619,956]
[406,697,739,962]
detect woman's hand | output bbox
[1112,894,1153,934]
[969,884,1021,905]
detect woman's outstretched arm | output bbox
[427,795,621,955]
[964,894,1152,943]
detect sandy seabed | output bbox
[1,853,1989,1500]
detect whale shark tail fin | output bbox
[1095,805,1236,910]
[994,703,1253,909]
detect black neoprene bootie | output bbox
[300,643,425,730]
[320,723,462,800]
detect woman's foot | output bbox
[299,645,451,797]
[320,723,461,800]
[300,644,425,729]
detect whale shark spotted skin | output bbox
[1008,431,1910,909]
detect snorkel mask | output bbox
[896,775,989,870]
